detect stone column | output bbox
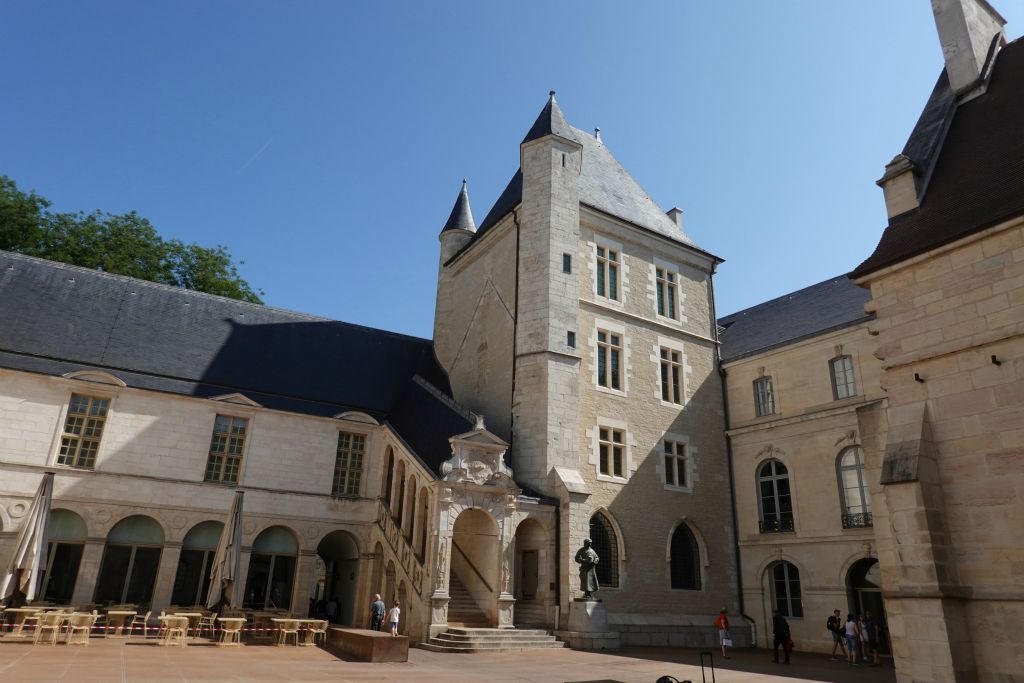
[235,548,252,608]
[71,538,105,606]
[428,488,454,638]
[291,549,319,617]
[496,493,516,629]
[151,542,182,613]
[354,551,377,628]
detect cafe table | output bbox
[4,607,41,637]
[104,610,138,637]
[171,612,204,636]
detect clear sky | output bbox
[3,1,1022,338]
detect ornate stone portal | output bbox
[429,419,520,637]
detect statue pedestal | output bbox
[555,599,621,651]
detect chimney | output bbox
[877,154,920,218]
[931,0,1006,96]
[666,207,684,230]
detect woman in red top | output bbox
[714,608,731,659]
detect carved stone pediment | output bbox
[440,420,515,488]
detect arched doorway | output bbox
[848,558,889,654]
[40,509,87,604]
[315,530,359,625]
[244,526,298,610]
[95,515,164,606]
[450,508,499,626]
[513,518,548,627]
[171,521,224,606]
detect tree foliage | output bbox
[0,175,263,303]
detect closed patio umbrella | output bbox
[1,472,55,605]
[206,490,244,609]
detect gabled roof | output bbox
[0,250,468,472]
[717,275,873,363]
[466,96,705,253]
[853,37,1024,278]
[441,180,476,234]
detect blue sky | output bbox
[3,1,1022,338]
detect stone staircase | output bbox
[420,627,566,653]
[445,573,489,628]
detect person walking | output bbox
[772,610,791,664]
[387,600,401,637]
[713,608,731,659]
[827,609,847,660]
[369,593,386,631]
[863,611,881,665]
[844,613,860,665]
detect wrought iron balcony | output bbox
[842,512,873,529]
[758,518,795,533]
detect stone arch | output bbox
[40,509,88,604]
[95,514,165,606]
[316,529,360,625]
[405,475,417,541]
[382,447,395,504]
[172,520,224,606]
[589,508,625,589]
[755,457,796,532]
[512,517,547,605]
[450,507,501,625]
[244,525,299,610]
[415,486,429,559]
[665,518,707,591]
[760,557,806,623]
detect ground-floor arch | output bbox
[847,557,889,654]
[450,507,500,626]
[313,530,359,625]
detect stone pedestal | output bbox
[554,599,621,651]
[327,627,408,662]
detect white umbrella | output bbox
[1,472,55,604]
[206,490,244,609]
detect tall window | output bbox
[589,512,619,588]
[243,526,297,610]
[596,246,619,300]
[664,440,688,488]
[204,415,248,483]
[758,460,794,533]
[830,355,857,400]
[171,520,223,606]
[660,348,682,404]
[382,448,395,503]
[332,431,365,497]
[598,427,624,477]
[57,394,110,469]
[670,523,701,590]
[656,267,678,319]
[95,515,164,606]
[771,561,803,617]
[753,377,775,417]
[597,331,622,390]
[837,446,872,528]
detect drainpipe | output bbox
[708,268,757,647]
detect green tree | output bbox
[0,175,263,303]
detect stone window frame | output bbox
[332,429,368,498]
[753,376,776,417]
[588,417,634,484]
[651,336,692,408]
[592,235,625,307]
[836,445,872,528]
[590,319,629,397]
[50,377,123,471]
[661,435,694,493]
[769,560,804,619]
[203,411,255,485]
[829,354,858,400]
[666,519,704,591]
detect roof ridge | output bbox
[0,249,435,346]
[410,374,476,422]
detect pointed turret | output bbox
[522,91,575,144]
[441,179,476,234]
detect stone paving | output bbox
[0,637,896,683]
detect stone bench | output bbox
[326,627,408,662]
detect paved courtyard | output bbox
[0,638,895,683]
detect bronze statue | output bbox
[575,538,600,598]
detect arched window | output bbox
[669,523,700,590]
[172,520,224,606]
[41,509,87,604]
[770,561,803,618]
[244,526,298,610]
[758,460,794,533]
[405,476,417,541]
[95,515,164,606]
[394,460,406,522]
[589,512,619,588]
[837,446,872,528]
[416,487,429,560]
[382,448,394,504]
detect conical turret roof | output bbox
[522,91,574,144]
[441,179,476,234]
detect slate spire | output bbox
[441,179,476,234]
[522,90,574,144]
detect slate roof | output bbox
[0,250,470,474]
[717,275,873,363]
[441,180,476,234]
[463,95,709,256]
[853,37,1024,278]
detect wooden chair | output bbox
[32,612,65,645]
[197,612,217,638]
[161,616,188,647]
[276,619,300,647]
[218,619,244,647]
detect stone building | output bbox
[0,93,739,649]
[719,276,887,653]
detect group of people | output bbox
[714,607,883,666]
[827,609,882,666]
[368,593,402,636]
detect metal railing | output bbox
[842,512,873,529]
[758,518,795,533]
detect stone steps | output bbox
[421,627,566,653]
